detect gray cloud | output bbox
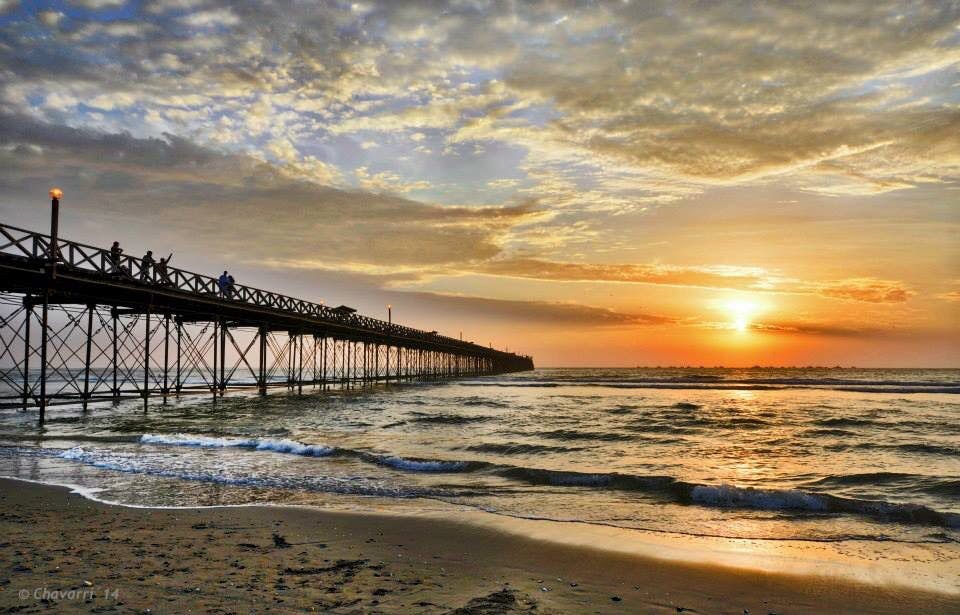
[397,292,677,327]
[2,0,955,208]
[0,111,538,269]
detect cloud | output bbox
[70,0,126,7]
[0,0,956,217]
[476,257,775,291]
[809,278,915,304]
[0,0,953,362]
[470,258,918,305]
[937,291,960,303]
[354,167,431,195]
[0,111,538,270]
[179,8,240,28]
[0,111,926,310]
[748,321,892,338]
[37,10,65,27]
[399,292,678,327]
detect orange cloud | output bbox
[400,292,678,327]
[477,258,771,291]
[475,259,916,305]
[810,278,915,304]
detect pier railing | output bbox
[0,222,527,358]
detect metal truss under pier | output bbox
[0,222,534,421]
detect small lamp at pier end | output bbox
[387,304,392,325]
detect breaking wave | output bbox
[70,436,960,530]
[139,434,335,457]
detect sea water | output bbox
[1,368,957,591]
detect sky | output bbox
[0,0,958,367]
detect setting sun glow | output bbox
[726,300,760,333]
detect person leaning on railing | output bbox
[140,250,155,282]
[217,271,237,299]
[154,254,173,286]
[108,241,130,277]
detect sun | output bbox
[725,299,760,333]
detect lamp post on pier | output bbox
[48,187,62,273]
[387,304,392,325]
[38,187,62,422]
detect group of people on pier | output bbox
[107,241,236,298]
[109,242,172,286]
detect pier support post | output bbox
[22,300,32,409]
[143,305,151,409]
[297,333,304,394]
[162,313,170,396]
[175,318,182,394]
[212,317,218,400]
[82,304,94,406]
[258,325,267,394]
[111,307,118,398]
[38,290,48,422]
[219,318,226,395]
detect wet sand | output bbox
[1,478,957,614]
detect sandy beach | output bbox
[0,478,956,614]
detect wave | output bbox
[496,466,675,490]
[539,428,634,442]
[719,417,770,428]
[487,466,960,529]
[408,413,491,425]
[465,380,960,393]
[799,428,858,438]
[493,465,960,528]
[807,473,960,497]
[371,456,471,473]
[892,443,960,457]
[57,447,438,498]
[504,374,960,387]
[139,434,336,457]
[689,484,959,529]
[47,434,960,530]
[455,397,510,408]
[137,433,476,474]
[806,472,920,487]
[0,433,142,445]
[831,441,960,457]
[463,442,584,455]
[814,417,876,427]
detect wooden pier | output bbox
[0,217,533,421]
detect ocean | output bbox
[1,368,958,591]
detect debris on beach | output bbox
[272,532,291,548]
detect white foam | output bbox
[139,434,334,457]
[691,484,828,511]
[139,433,257,448]
[376,456,468,472]
[253,439,334,457]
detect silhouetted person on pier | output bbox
[227,274,236,298]
[109,241,127,276]
[140,250,155,282]
[155,254,172,285]
[218,271,232,298]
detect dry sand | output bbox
[1,478,957,614]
